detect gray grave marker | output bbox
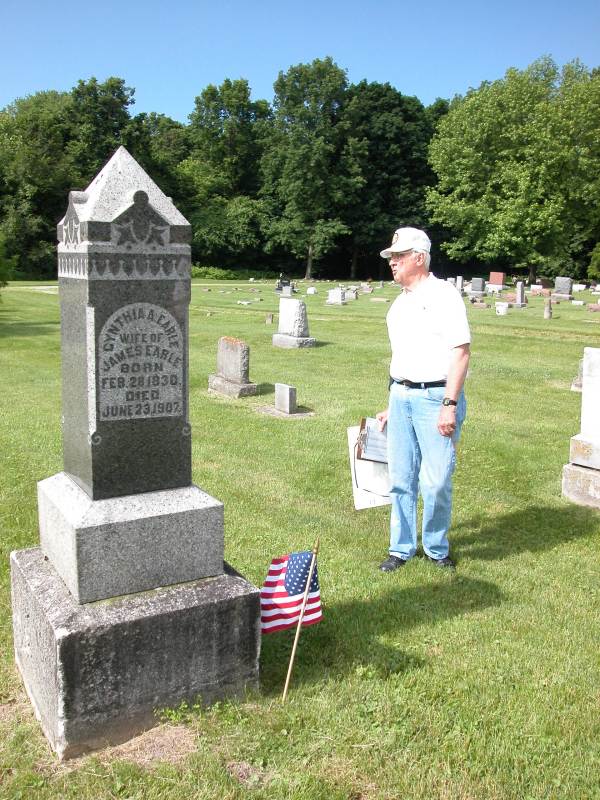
[275,383,297,414]
[273,298,316,348]
[10,147,260,760]
[208,336,258,397]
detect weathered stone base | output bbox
[208,374,258,398]
[39,472,224,603]
[272,334,316,348]
[562,463,600,508]
[257,406,315,419]
[11,548,260,760]
[512,303,527,308]
[551,293,574,301]
[467,291,485,300]
[569,434,600,470]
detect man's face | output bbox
[389,250,421,285]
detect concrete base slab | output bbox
[562,463,600,508]
[208,374,258,398]
[569,434,600,470]
[257,406,315,419]
[11,547,260,760]
[552,293,574,301]
[39,472,224,603]
[272,334,316,348]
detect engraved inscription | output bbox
[98,303,184,421]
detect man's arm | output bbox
[438,343,470,437]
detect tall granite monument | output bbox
[10,147,260,759]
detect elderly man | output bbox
[376,227,470,571]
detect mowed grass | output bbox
[1,279,600,800]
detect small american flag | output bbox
[260,551,322,634]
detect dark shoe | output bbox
[379,555,408,572]
[426,555,455,569]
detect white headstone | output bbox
[272,298,316,348]
[275,383,297,414]
[326,288,346,305]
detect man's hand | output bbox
[376,409,389,431]
[437,405,456,437]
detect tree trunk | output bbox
[350,246,358,281]
[528,263,537,285]
[305,243,313,281]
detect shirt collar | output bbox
[402,273,434,295]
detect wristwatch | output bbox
[442,397,457,407]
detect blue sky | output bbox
[3,0,599,122]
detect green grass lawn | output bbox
[1,280,600,799]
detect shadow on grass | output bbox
[454,504,599,562]
[260,574,503,694]
[256,383,275,397]
[0,320,60,339]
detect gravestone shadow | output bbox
[260,575,503,694]
[453,504,599,562]
[255,382,275,397]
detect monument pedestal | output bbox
[11,548,260,760]
[39,472,224,603]
[208,374,258,398]
[272,334,316,348]
[562,463,600,508]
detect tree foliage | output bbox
[427,58,600,280]
[260,57,350,278]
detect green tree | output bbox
[260,57,349,279]
[185,79,270,266]
[588,243,600,282]
[426,58,600,282]
[0,90,75,277]
[336,81,433,279]
[0,232,17,293]
[66,77,135,183]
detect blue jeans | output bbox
[387,383,466,560]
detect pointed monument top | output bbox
[65,146,189,226]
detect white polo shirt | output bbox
[386,274,471,382]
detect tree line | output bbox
[1,56,599,286]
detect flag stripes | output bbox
[260,552,322,634]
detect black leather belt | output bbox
[390,378,446,389]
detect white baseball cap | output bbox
[380,227,431,259]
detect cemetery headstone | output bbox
[265,312,274,324]
[447,277,456,286]
[10,147,260,760]
[275,383,297,414]
[272,297,316,348]
[208,336,258,397]
[468,277,486,299]
[588,304,600,312]
[572,283,587,292]
[563,347,600,507]
[552,276,574,300]
[326,288,346,305]
[281,284,294,297]
[306,287,317,295]
[514,281,527,308]
[456,275,464,295]
[495,302,509,316]
[488,271,506,287]
[544,296,553,319]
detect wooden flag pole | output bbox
[282,537,320,703]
